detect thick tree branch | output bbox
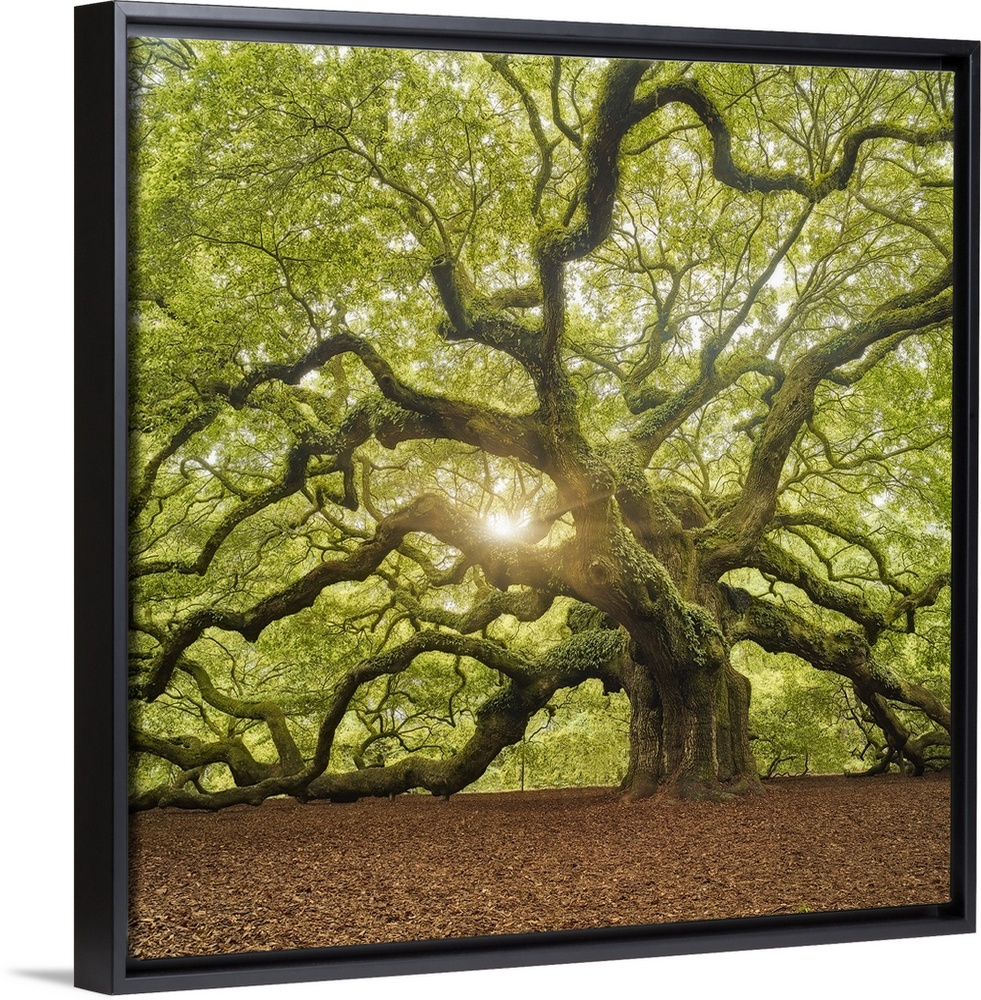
[131,626,627,809]
[542,59,653,263]
[629,79,953,201]
[746,537,886,638]
[731,597,950,734]
[700,265,953,574]
[139,495,564,700]
[130,727,277,787]
[178,657,304,773]
[396,585,555,634]
[429,256,544,370]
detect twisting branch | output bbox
[542,59,654,263]
[139,494,564,700]
[130,727,278,787]
[395,585,555,634]
[730,595,951,736]
[429,256,544,371]
[628,78,953,201]
[177,657,304,773]
[700,264,953,575]
[130,626,629,810]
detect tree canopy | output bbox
[127,38,954,808]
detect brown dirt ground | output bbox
[128,774,951,960]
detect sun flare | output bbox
[485,512,529,539]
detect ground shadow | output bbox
[12,969,74,987]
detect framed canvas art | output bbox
[74,1,978,993]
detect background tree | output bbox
[127,39,954,807]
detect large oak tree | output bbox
[127,39,954,807]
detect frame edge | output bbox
[75,1,128,994]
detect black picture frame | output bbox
[74,2,979,994]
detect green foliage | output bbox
[737,648,859,776]
[126,38,953,805]
[470,682,631,791]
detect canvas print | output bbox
[126,37,955,960]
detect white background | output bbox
[2,1,977,997]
